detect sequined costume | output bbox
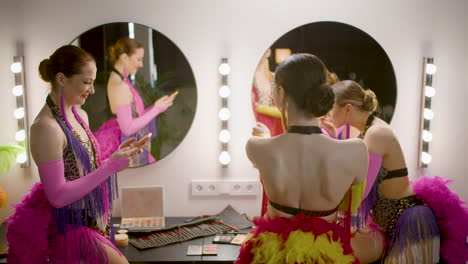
[7,96,121,263]
[351,115,440,263]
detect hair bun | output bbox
[38,58,52,82]
[326,71,339,85]
[108,46,116,64]
[303,83,335,117]
[362,89,378,112]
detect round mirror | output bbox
[72,22,197,168]
[252,21,397,136]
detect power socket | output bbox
[228,181,259,196]
[191,180,260,197]
[191,181,220,196]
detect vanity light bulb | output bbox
[424,86,436,97]
[423,108,434,120]
[15,129,26,142]
[219,151,231,165]
[426,63,437,75]
[16,152,27,164]
[218,63,231,75]
[12,85,24,96]
[422,130,432,142]
[219,85,231,98]
[128,22,135,39]
[10,62,22,73]
[421,152,432,164]
[219,130,231,143]
[218,108,231,121]
[14,107,25,119]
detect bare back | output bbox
[247,133,367,220]
[363,117,414,199]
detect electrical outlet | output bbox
[191,180,260,197]
[191,181,220,196]
[228,181,259,196]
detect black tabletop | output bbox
[114,217,246,264]
[0,217,246,264]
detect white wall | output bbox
[0,0,39,223]
[1,0,467,222]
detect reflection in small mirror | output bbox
[252,21,397,138]
[72,22,197,168]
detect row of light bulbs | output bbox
[10,57,438,168]
[218,60,231,166]
[11,59,28,164]
[420,58,436,166]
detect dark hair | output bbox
[108,37,143,65]
[332,80,378,113]
[274,53,334,117]
[38,45,94,89]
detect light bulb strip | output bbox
[219,58,230,166]
[418,57,435,168]
[12,56,30,168]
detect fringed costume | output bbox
[236,125,364,264]
[356,114,468,263]
[7,95,122,263]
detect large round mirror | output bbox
[72,22,197,168]
[252,21,396,137]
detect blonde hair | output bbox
[326,70,339,85]
[332,80,378,113]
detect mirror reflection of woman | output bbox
[252,49,284,216]
[236,54,368,264]
[95,37,174,167]
[328,80,457,263]
[7,45,143,264]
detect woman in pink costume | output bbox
[328,80,468,263]
[6,45,144,264]
[94,37,174,167]
[236,54,369,264]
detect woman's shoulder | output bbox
[30,111,65,146]
[31,114,61,136]
[365,122,397,143]
[246,135,277,151]
[107,73,128,90]
[246,135,281,163]
[333,137,367,157]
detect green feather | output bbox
[0,145,25,174]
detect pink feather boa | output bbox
[6,183,120,263]
[6,183,52,263]
[93,119,121,160]
[412,175,468,263]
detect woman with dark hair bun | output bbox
[6,45,143,264]
[94,37,175,167]
[252,50,342,217]
[236,54,368,263]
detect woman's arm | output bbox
[364,126,407,170]
[30,118,136,208]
